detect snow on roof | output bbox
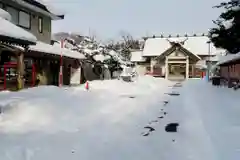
[209,54,224,62]
[0,8,11,21]
[183,36,225,56]
[130,51,146,62]
[108,50,132,65]
[0,16,37,44]
[143,38,171,56]
[29,41,86,59]
[34,0,65,16]
[216,52,240,65]
[93,54,105,62]
[92,53,111,62]
[196,60,207,69]
[143,36,225,57]
[14,0,64,20]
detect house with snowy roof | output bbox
[0,0,85,90]
[214,52,240,84]
[131,34,225,80]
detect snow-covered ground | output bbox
[0,77,239,160]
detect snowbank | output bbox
[3,78,240,159]
[0,76,175,160]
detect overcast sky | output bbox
[47,0,224,41]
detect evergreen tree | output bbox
[209,0,240,54]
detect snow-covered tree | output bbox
[209,0,240,54]
[53,33,132,79]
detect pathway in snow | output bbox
[180,80,240,160]
[0,78,239,160]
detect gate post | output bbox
[165,57,169,79]
[186,56,189,79]
[17,52,25,90]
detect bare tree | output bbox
[118,31,141,60]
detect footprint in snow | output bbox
[141,126,155,137]
[142,132,150,136]
[165,123,179,132]
[144,126,155,132]
[163,101,169,105]
[165,93,180,96]
[149,120,158,124]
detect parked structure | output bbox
[131,34,225,80]
[0,0,85,90]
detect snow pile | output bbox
[0,76,176,160]
[73,76,172,96]
[1,78,240,159]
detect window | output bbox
[5,6,31,29]
[19,11,30,28]
[38,17,43,33]
[6,6,18,24]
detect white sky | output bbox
[47,0,224,41]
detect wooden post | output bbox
[186,56,189,79]
[191,64,195,78]
[165,57,168,79]
[16,51,25,90]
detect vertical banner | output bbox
[59,39,64,87]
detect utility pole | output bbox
[207,41,211,81]
[59,39,64,87]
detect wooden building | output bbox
[0,0,86,91]
[0,8,37,90]
[216,53,240,82]
[131,35,225,80]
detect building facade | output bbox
[0,0,85,90]
[0,0,63,44]
[131,35,225,80]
